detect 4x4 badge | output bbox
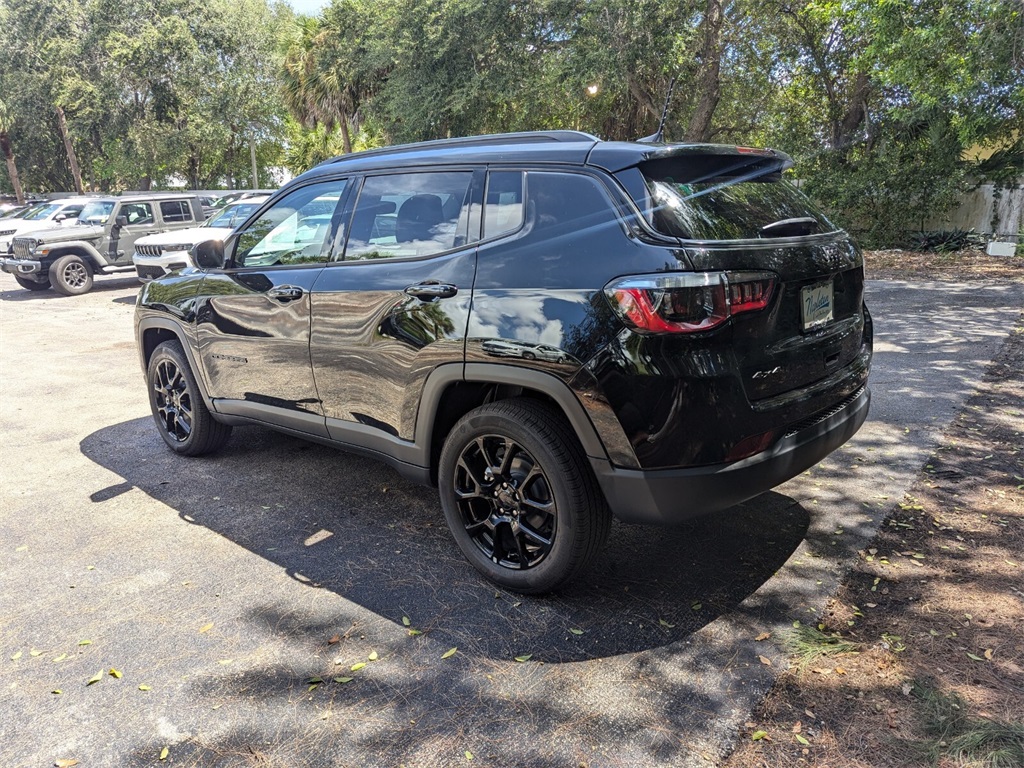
[752,366,782,380]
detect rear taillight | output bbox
[604,271,775,334]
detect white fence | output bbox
[923,182,1023,239]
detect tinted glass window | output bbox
[234,180,347,268]
[121,203,154,225]
[483,171,524,239]
[641,158,835,240]
[343,172,472,261]
[159,200,194,223]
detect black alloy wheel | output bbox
[49,254,94,295]
[453,434,557,570]
[439,398,610,594]
[147,341,232,456]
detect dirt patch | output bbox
[865,249,1024,282]
[723,315,1024,767]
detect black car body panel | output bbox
[137,131,872,534]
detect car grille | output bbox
[136,244,163,256]
[11,239,34,259]
[136,264,167,280]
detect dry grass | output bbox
[723,311,1024,768]
[865,248,1024,282]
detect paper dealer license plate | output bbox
[800,281,834,331]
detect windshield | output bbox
[78,201,115,225]
[206,201,263,229]
[19,203,60,221]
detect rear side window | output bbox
[638,155,835,241]
[159,200,194,223]
[483,171,524,239]
[343,172,472,261]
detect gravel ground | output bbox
[1,270,1021,767]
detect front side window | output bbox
[343,172,472,261]
[233,180,347,268]
[160,200,194,223]
[121,203,154,225]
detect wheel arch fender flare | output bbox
[415,363,611,469]
[137,316,215,412]
[46,243,103,270]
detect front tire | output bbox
[49,254,93,295]
[14,275,51,291]
[438,398,611,594]
[147,341,232,456]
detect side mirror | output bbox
[54,213,67,223]
[114,215,128,228]
[192,239,226,270]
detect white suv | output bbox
[0,197,94,255]
[132,196,270,281]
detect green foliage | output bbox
[0,0,1020,246]
[908,229,985,253]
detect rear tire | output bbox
[438,398,611,594]
[14,275,50,291]
[49,254,94,295]
[147,340,232,456]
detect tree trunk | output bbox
[139,175,152,191]
[339,110,353,154]
[684,0,725,142]
[0,131,25,204]
[55,106,85,194]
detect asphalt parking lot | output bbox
[2,271,1022,767]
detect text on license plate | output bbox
[801,281,834,330]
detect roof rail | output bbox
[325,130,599,166]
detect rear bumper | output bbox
[593,386,870,525]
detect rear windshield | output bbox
[639,156,835,241]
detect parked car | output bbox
[482,339,569,363]
[132,195,271,281]
[135,131,872,593]
[0,197,96,256]
[1,194,205,294]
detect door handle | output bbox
[267,285,304,302]
[404,282,458,300]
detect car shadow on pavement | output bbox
[81,418,810,663]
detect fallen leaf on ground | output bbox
[659,619,675,628]
[108,668,122,679]
[569,628,584,635]
[368,651,378,661]
[328,635,340,645]
[752,730,769,741]
[402,616,411,626]
[86,671,103,685]
[199,623,214,634]
[350,662,366,671]
[514,654,532,662]
[442,647,458,659]
[758,655,772,666]
[159,746,169,760]
[755,632,771,641]
[334,677,353,684]
[54,760,79,767]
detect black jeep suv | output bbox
[135,131,872,593]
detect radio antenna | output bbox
[638,76,677,143]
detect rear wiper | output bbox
[760,217,818,237]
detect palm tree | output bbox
[280,17,359,155]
